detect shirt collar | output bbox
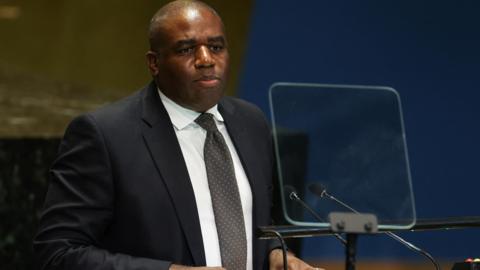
[158,88,224,130]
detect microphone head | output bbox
[283,185,299,201]
[308,183,327,197]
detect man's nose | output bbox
[194,46,214,68]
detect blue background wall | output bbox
[239,0,480,260]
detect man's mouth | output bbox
[195,76,220,88]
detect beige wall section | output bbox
[0,0,253,137]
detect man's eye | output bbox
[177,47,194,54]
[209,45,224,52]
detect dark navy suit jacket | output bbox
[34,82,275,270]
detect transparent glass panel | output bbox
[270,83,416,230]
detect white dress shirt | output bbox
[158,90,253,270]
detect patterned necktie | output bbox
[195,113,247,270]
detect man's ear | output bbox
[146,51,159,76]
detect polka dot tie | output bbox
[195,113,247,270]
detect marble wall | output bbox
[0,139,59,269]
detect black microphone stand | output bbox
[311,183,441,270]
[346,234,357,270]
[329,212,379,270]
[289,190,377,270]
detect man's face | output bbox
[147,7,229,112]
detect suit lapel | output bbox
[140,82,205,266]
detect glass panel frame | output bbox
[269,82,416,230]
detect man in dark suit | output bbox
[34,1,321,270]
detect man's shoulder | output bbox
[220,96,266,118]
[219,96,271,134]
[89,88,144,121]
[65,84,149,136]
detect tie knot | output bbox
[195,113,217,132]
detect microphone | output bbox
[283,185,346,245]
[308,183,441,270]
[308,183,357,213]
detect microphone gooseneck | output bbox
[308,184,357,213]
[285,187,347,245]
[307,183,441,270]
